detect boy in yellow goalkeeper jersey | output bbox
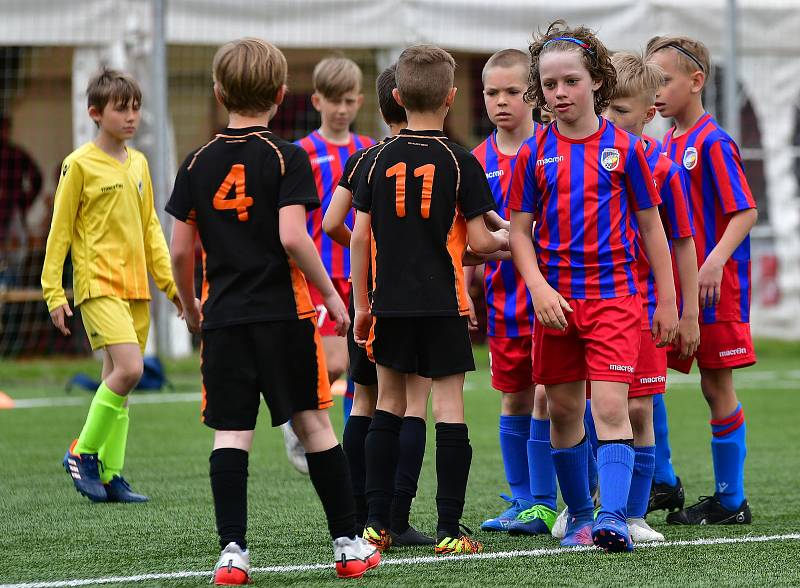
[41,68,180,503]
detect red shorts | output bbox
[488,335,534,393]
[667,321,756,373]
[534,295,642,386]
[308,277,351,337]
[629,330,667,397]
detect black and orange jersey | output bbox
[166,126,319,329]
[352,129,495,317]
[338,139,385,194]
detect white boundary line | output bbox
[2,533,798,588]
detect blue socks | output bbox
[597,441,635,523]
[342,378,355,424]
[528,418,557,510]
[652,394,677,486]
[627,445,656,519]
[499,415,533,502]
[584,400,599,496]
[711,403,747,510]
[551,437,594,521]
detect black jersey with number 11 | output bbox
[352,129,495,318]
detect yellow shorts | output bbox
[79,296,150,353]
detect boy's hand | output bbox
[466,293,478,331]
[49,303,73,336]
[495,228,511,251]
[172,295,184,319]
[353,309,371,347]
[531,284,572,330]
[698,257,723,309]
[184,298,202,334]
[323,290,350,337]
[652,302,679,347]
[675,313,700,358]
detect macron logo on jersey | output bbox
[486,169,504,179]
[311,155,335,165]
[536,155,564,167]
[610,363,634,373]
[719,347,748,358]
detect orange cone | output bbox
[0,391,14,409]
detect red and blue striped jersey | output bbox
[472,130,536,337]
[296,131,375,278]
[508,118,661,300]
[661,113,756,323]
[636,136,695,329]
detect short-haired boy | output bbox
[603,51,699,542]
[647,36,757,525]
[42,68,179,504]
[467,49,558,536]
[167,38,379,582]
[351,45,508,555]
[323,63,435,546]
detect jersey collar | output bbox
[398,129,446,138]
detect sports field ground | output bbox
[1,340,799,587]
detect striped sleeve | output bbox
[662,165,694,239]
[507,140,538,213]
[625,139,661,211]
[707,139,756,214]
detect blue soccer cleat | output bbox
[105,475,149,503]
[63,439,107,502]
[508,504,558,536]
[480,494,534,532]
[593,516,634,553]
[560,513,594,547]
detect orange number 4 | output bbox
[214,164,254,221]
[386,162,435,218]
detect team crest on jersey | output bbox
[683,147,698,170]
[601,148,620,171]
[62,163,69,177]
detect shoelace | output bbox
[517,504,552,523]
[498,493,527,516]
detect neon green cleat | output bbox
[508,504,558,536]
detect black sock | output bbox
[391,416,427,533]
[365,409,403,529]
[342,415,372,530]
[210,448,249,551]
[306,445,358,540]
[435,422,472,539]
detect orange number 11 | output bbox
[386,162,436,218]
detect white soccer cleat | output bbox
[212,542,250,585]
[551,507,568,539]
[280,422,308,475]
[334,536,381,579]
[627,517,665,543]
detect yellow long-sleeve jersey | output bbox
[41,142,177,312]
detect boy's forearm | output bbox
[171,250,196,309]
[706,208,758,267]
[322,186,354,248]
[672,237,699,318]
[326,225,352,249]
[638,212,677,305]
[509,212,549,294]
[41,238,70,311]
[351,231,370,312]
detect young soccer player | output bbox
[467,49,558,536]
[323,63,434,546]
[508,22,679,552]
[167,38,379,582]
[647,36,757,525]
[42,68,179,504]
[351,45,507,555]
[603,51,700,542]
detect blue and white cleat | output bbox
[480,494,533,532]
[593,516,634,552]
[560,514,594,547]
[63,439,107,502]
[105,475,149,503]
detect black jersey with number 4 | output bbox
[166,126,320,329]
[353,129,495,317]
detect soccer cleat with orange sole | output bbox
[362,525,392,552]
[334,536,381,579]
[434,527,483,556]
[212,542,251,585]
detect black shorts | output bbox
[347,292,378,386]
[367,316,475,378]
[200,318,332,430]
